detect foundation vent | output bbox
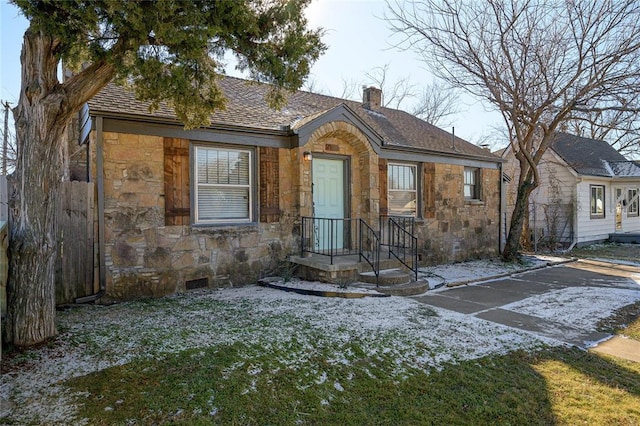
[186,277,208,290]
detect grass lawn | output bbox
[569,242,640,264]
[67,345,640,425]
[67,296,640,425]
[3,252,639,425]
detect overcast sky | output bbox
[0,0,503,145]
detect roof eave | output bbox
[382,143,504,164]
[88,108,291,137]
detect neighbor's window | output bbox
[464,167,480,200]
[194,146,252,223]
[388,163,417,216]
[629,188,639,217]
[590,185,605,218]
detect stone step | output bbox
[358,257,403,273]
[354,280,430,297]
[359,268,412,286]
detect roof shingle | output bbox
[88,76,497,161]
[551,132,631,177]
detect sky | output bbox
[0,0,503,146]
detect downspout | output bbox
[565,178,580,252]
[499,162,505,253]
[76,116,106,303]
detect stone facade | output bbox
[93,131,298,300]
[418,165,501,264]
[90,124,500,301]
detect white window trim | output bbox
[388,162,418,217]
[590,184,605,219]
[628,188,639,217]
[193,145,254,224]
[464,167,480,200]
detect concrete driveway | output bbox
[412,259,640,350]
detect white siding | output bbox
[502,148,577,244]
[575,179,640,244]
[575,178,614,244]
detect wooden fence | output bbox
[55,181,96,304]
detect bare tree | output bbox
[386,0,640,261]
[330,76,357,100]
[411,82,459,127]
[364,63,417,109]
[561,97,640,159]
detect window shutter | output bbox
[259,147,280,223]
[379,158,388,216]
[423,163,436,219]
[164,137,190,225]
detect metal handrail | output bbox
[379,214,415,245]
[301,217,360,264]
[301,215,417,285]
[359,219,380,285]
[382,215,418,281]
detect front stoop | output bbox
[289,254,428,296]
[357,268,430,296]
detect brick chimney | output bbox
[363,86,382,109]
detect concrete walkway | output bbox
[591,336,640,362]
[413,259,640,361]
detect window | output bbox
[388,163,417,216]
[464,167,480,200]
[590,185,605,218]
[629,188,639,217]
[194,146,252,223]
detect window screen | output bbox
[195,146,252,223]
[388,163,417,216]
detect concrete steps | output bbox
[290,253,427,296]
[357,268,429,296]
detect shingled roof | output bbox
[88,76,497,161]
[550,132,640,177]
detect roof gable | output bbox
[551,132,628,177]
[292,103,383,152]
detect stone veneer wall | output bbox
[298,122,379,225]
[417,165,501,264]
[93,128,500,299]
[95,131,297,300]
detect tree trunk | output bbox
[4,30,115,347]
[502,182,535,262]
[3,32,72,346]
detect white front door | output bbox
[312,158,345,250]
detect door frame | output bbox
[311,154,351,219]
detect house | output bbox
[500,132,640,248]
[71,76,503,300]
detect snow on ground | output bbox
[0,254,636,425]
[419,254,567,288]
[502,286,640,331]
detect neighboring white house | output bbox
[500,132,640,247]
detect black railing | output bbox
[380,215,418,281]
[359,219,380,284]
[301,217,360,263]
[301,215,417,284]
[380,215,415,242]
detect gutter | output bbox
[381,143,503,165]
[499,162,505,253]
[76,116,106,303]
